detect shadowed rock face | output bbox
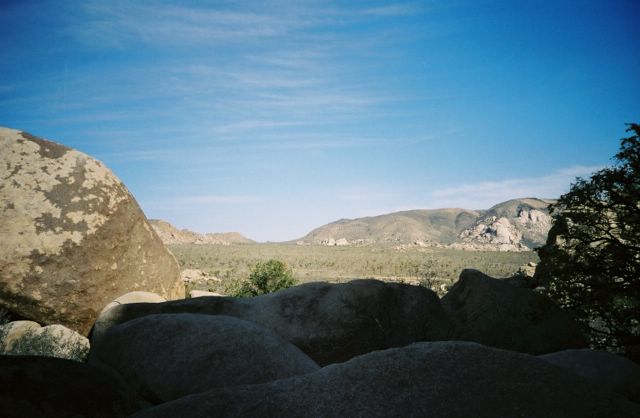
[129,341,639,418]
[442,269,587,354]
[89,313,320,403]
[91,279,452,366]
[0,127,183,335]
[0,356,139,418]
[540,349,640,403]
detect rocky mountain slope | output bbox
[298,198,555,251]
[149,219,254,245]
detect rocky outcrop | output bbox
[442,269,587,354]
[89,314,319,403]
[0,127,183,335]
[91,279,451,366]
[149,219,254,245]
[130,341,638,418]
[458,216,528,251]
[540,349,640,403]
[517,207,553,239]
[180,268,221,288]
[0,320,89,361]
[455,198,554,251]
[321,237,349,246]
[0,356,139,418]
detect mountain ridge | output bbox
[296,197,556,251]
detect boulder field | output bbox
[92,270,587,365]
[130,341,638,418]
[92,279,453,366]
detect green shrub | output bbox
[228,259,297,297]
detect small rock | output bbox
[189,290,223,298]
[0,321,89,361]
[99,291,167,316]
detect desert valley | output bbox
[1,127,638,417]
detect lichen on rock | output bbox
[0,127,183,335]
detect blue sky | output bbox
[1,1,639,241]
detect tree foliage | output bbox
[536,123,640,360]
[228,259,297,297]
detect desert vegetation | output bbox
[171,243,538,294]
[226,259,297,297]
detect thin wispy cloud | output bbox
[146,195,263,212]
[429,166,603,209]
[179,195,262,205]
[363,3,422,17]
[74,2,290,46]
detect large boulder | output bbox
[92,279,451,365]
[0,127,183,335]
[0,355,139,418]
[442,269,587,354]
[130,341,639,418]
[89,313,319,403]
[0,320,89,361]
[540,349,640,403]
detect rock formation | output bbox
[442,269,587,354]
[0,356,139,418]
[89,313,319,403]
[0,320,89,361]
[458,216,528,251]
[0,127,183,335]
[91,279,451,366]
[540,349,640,403]
[129,341,638,418]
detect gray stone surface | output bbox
[99,291,167,316]
[130,341,639,418]
[0,355,139,418]
[89,313,319,403]
[0,320,89,361]
[0,127,184,335]
[91,279,451,365]
[442,269,587,354]
[540,348,640,403]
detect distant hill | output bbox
[297,198,555,251]
[149,220,255,245]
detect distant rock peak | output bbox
[148,219,254,245]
